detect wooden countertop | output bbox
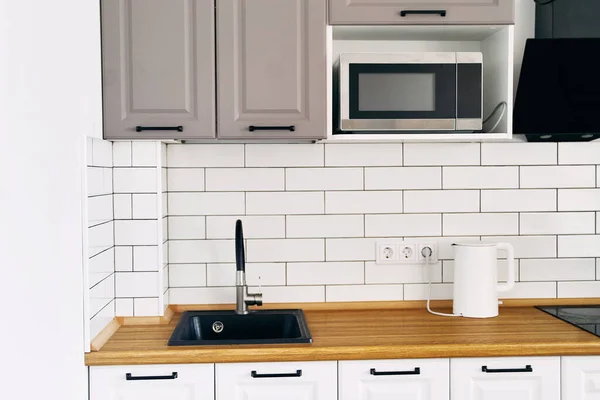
[85,304,600,366]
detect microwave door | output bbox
[342,63,457,131]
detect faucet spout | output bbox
[234,220,263,314]
[235,219,245,272]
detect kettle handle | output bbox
[496,243,515,292]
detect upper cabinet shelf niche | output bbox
[329,0,515,26]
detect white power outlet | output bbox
[399,244,416,261]
[377,243,398,263]
[377,241,438,264]
[417,243,438,263]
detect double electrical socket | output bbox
[376,241,438,264]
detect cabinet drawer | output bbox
[90,364,214,400]
[451,357,560,400]
[329,0,515,25]
[562,356,600,400]
[340,359,449,400]
[216,361,337,400]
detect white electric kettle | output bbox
[452,242,515,318]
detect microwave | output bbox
[337,52,483,133]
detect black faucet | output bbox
[235,220,263,314]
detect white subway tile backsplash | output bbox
[168,216,206,240]
[365,167,441,190]
[246,192,324,215]
[443,213,518,236]
[89,248,114,287]
[325,143,403,166]
[132,142,157,166]
[169,240,234,263]
[113,194,132,219]
[115,246,133,272]
[167,144,244,167]
[89,275,115,316]
[597,166,600,187]
[520,212,595,235]
[169,287,235,304]
[133,246,158,271]
[481,143,557,166]
[133,298,160,317]
[88,195,113,227]
[245,144,324,167]
[86,137,94,165]
[115,298,133,317]
[167,169,205,192]
[559,143,600,165]
[206,216,284,239]
[92,139,113,167]
[366,214,441,237]
[206,168,284,192]
[558,235,600,257]
[404,143,480,166]
[404,190,479,213]
[132,194,158,219]
[520,166,596,188]
[116,272,159,298]
[249,286,325,303]
[558,189,600,211]
[90,300,115,340]
[597,259,599,279]
[286,168,363,191]
[169,264,207,287]
[403,283,453,300]
[326,284,404,302]
[286,215,364,238]
[481,190,556,212]
[326,238,377,261]
[168,192,245,216]
[287,262,364,285]
[114,220,158,245]
[325,191,403,214]
[87,167,113,196]
[246,239,324,262]
[443,167,519,189]
[483,236,557,259]
[88,221,114,257]
[520,259,596,282]
[366,261,442,284]
[500,282,557,299]
[558,281,600,298]
[114,168,157,193]
[207,263,285,286]
[113,142,132,167]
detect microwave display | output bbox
[338,52,483,133]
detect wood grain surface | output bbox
[85,304,600,366]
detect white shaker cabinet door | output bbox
[451,357,560,400]
[562,356,600,400]
[339,359,449,400]
[90,364,214,400]
[216,361,337,400]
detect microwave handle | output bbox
[400,10,447,17]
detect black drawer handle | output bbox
[481,365,533,374]
[125,372,178,381]
[370,367,420,376]
[248,125,295,132]
[400,10,447,17]
[251,370,302,378]
[135,126,183,132]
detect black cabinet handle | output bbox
[481,365,533,373]
[248,125,295,132]
[400,10,447,17]
[251,370,302,378]
[370,367,421,376]
[135,126,183,132]
[125,372,178,381]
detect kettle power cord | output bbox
[423,246,461,318]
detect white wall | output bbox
[0,0,100,399]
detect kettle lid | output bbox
[452,242,498,247]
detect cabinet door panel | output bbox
[329,0,514,25]
[340,359,449,400]
[451,357,560,400]
[90,364,214,400]
[217,0,327,139]
[562,356,600,400]
[216,361,337,400]
[102,0,215,139]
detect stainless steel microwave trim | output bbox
[341,118,455,131]
[456,118,483,131]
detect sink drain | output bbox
[212,321,224,333]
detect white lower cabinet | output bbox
[339,359,449,400]
[216,361,337,400]
[451,357,560,400]
[90,364,214,400]
[562,356,600,399]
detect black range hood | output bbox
[514,38,600,142]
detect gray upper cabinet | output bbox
[329,0,515,25]
[101,0,216,140]
[217,0,327,140]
